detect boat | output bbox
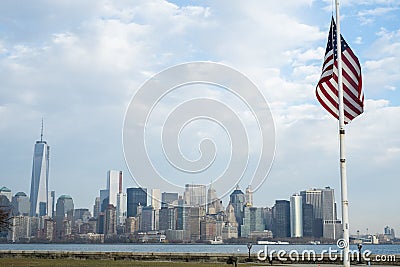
[276,241,289,244]
[257,240,277,245]
[209,236,223,244]
[257,240,290,245]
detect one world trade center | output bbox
[29,121,50,217]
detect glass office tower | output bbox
[29,125,50,217]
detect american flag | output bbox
[316,17,364,124]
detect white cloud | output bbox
[347,100,400,168]
[358,6,398,16]
[286,47,325,65]
[354,36,363,44]
[363,29,400,94]
[357,6,399,24]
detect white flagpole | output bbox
[335,1,350,266]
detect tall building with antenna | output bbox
[29,119,50,217]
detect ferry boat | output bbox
[257,240,290,245]
[209,236,223,245]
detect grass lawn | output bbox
[0,258,264,267]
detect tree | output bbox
[0,206,12,232]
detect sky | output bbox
[1,0,399,235]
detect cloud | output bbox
[358,6,398,16]
[363,28,400,95]
[354,36,363,44]
[358,6,399,24]
[286,47,325,65]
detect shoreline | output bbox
[0,250,399,265]
[0,242,400,247]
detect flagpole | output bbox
[335,1,350,266]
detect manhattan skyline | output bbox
[0,0,399,235]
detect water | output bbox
[0,243,399,255]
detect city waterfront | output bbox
[1,243,400,255]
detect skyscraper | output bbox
[93,197,100,219]
[188,206,204,241]
[74,208,91,223]
[240,206,265,238]
[301,187,337,238]
[151,188,161,210]
[207,184,223,215]
[290,194,303,238]
[0,186,12,202]
[175,205,190,231]
[161,192,179,208]
[140,205,158,231]
[107,170,122,206]
[183,184,206,208]
[55,195,74,219]
[175,205,191,240]
[222,203,238,239]
[158,207,169,231]
[321,187,340,239]
[116,192,127,225]
[104,204,117,235]
[300,189,322,219]
[0,194,10,208]
[245,185,253,207]
[55,195,74,239]
[47,190,55,218]
[29,122,50,217]
[302,203,314,237]
[322,187,335,221]
[107,170,126,226]
[126,187,147,217]
[8,216,31,242]
[229,185,246,228]
[273,200,290,238]
[99,189,109,212]
[263,207,273,231]
[11,192,30,216]
[300,188,323,237]
[207,184,216,204]
[384,226,395,239]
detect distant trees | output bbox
[0,205,12,232]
